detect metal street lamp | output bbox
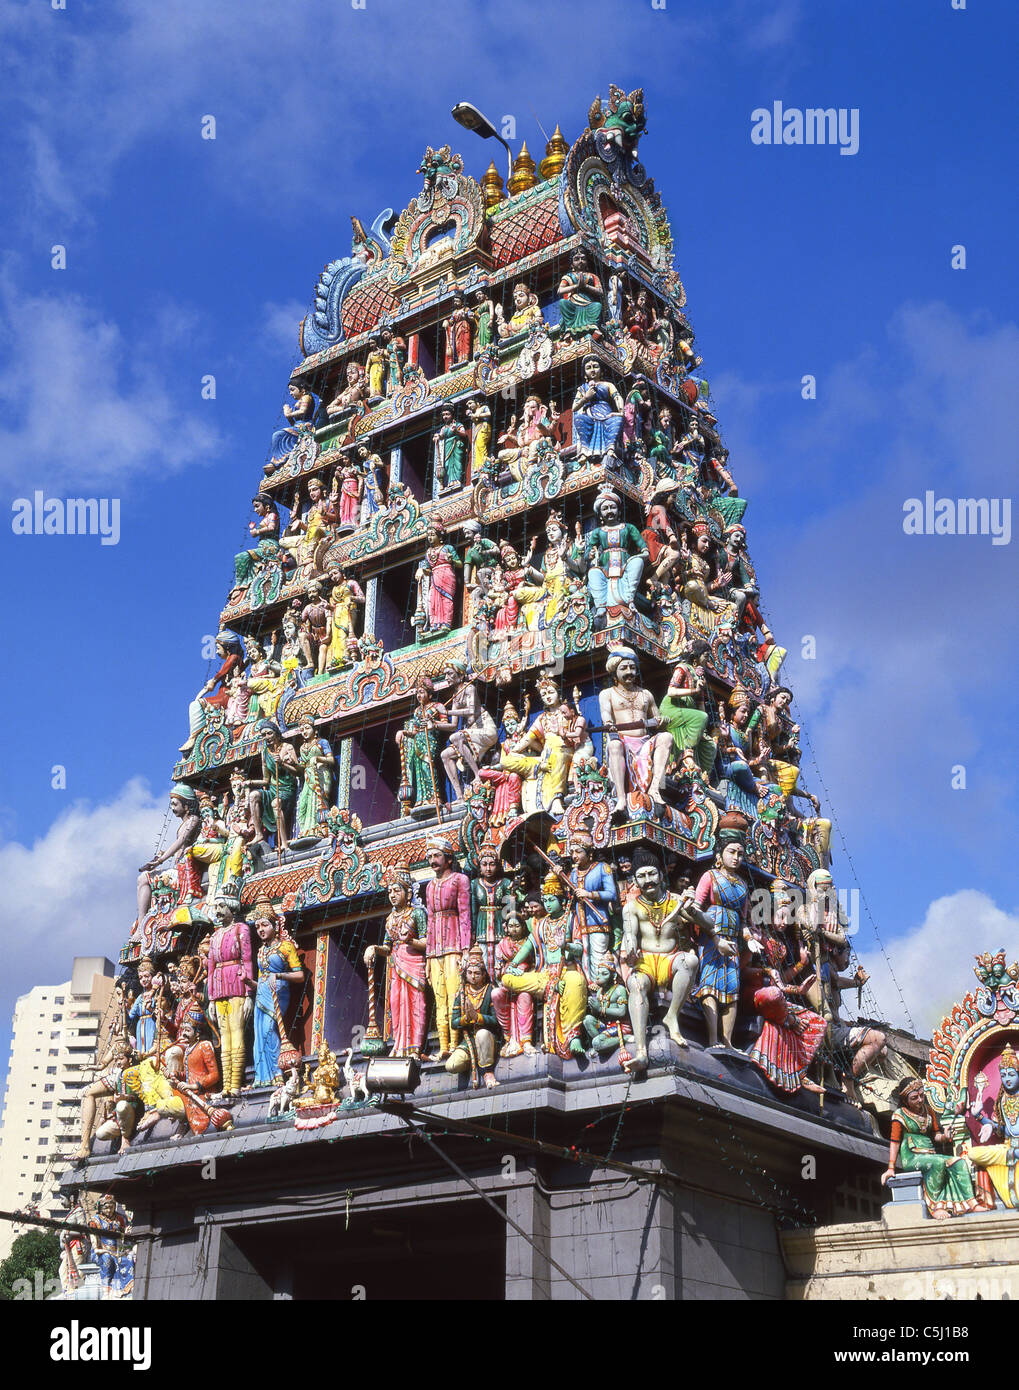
[451,101,513,185]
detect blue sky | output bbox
[0,0,1017,1077]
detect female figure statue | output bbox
[556,250,604,337]
[269,383,317,464]
[366,868,428,1057]
[882,1077,987,1219]
[244,902,304,1086]
[693,818,754,1048]
[443,289,474,368]
[181,632,245,754]
[572,356,624,461]
[413,522,460,638]
[495,281,542,339]
[295,718,335,838]
[659,640,717,780]
[232,498,280,594]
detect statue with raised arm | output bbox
[136,785,202,925]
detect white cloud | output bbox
[0,277,221,491]
[860,891,1019,1037]
[0,781,165,1000]
[261,300,307,360]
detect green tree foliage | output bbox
[0,1229,60,1300]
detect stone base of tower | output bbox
[64,1037,888,1301]
[783,1196,1019,1301]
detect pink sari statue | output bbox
[339,469,362,528]
[383,914,427,1057]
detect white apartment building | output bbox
[0,956,116,1259]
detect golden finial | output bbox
[539,124,569,181]
[481,159,505,210]
[507,141,538,196]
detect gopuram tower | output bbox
[69,88,896,1301]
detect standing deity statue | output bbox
[433,408,470,493]
[465,399,492,479]
[413,522,461,638]
[470,845,515,982]
[333,456,364,532]
[572,357,624,461]
[472,289,495,352]
[295,717,335,838]
[206,900,253,1100]
[680,522,730,613]
[583,485,648,617]
[89,1194,135,1295]
[620,849,721,1070]
[445,949,501,1088]
[599,646,674,817]
[325,567,365,670]
[243,901,304,1086]
[424,837,472,1059]
[358,446,389,522]
[381,326,407,394]
[248,720,300,852]
[557,250,604,337]
[477,698,529,827]
[693,817,757,1048]
[443,289,475,368]
[396,676,448,814]
[366,867,428,1058]
[299,580,332,674]
[566,834,620,983]
[365,332,387,399]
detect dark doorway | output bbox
[231,1196,507,1300]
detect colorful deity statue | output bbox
[438,659,498,801]
[89,1194,135,1295]
[134,783,204,927]
[464,399,492,478]
[365,332,387,399]
[413,522,461,638]
[495,281,542,339]
[206,900,253,1100]
[381,325,407,393]
[443,288,474,368]
[75,1035,137,1162]
[397,676,448,814]
[499,872,588,1058]
[367,866,428,1058]
[248,720,300,851]
[126,957,165,1054]
[693,816,756,1048]
[326,360,370,417]
[659,639,717,780]
[433,407,470,493]
[589,85,647,186]
[498,672,587,817]
[491,906,537,1057]
[332,456,364,532]
[572,357,624,461]
[325,566,366,670]
[741,879,828,1096]
[621,849,715,1070]
[493,394,559,486]
[181,631,245,755]
[445,948,501,1088]
[160,1009,235,1135]
[882,1077,989,1219]
[962,1043,1019,1208]
[477,698,529,827]
[472,289,495,352]
[280,475,330,575]
[295,717,335,838]
[232,497,280,595]
[583,962,633,1057]
[299,580,332,674]
[566,833,619,982]
[270,382,317,464]
[424,836,472,1059]
[557,249,604,337]
[599,646,674,817]
[584,485,648,617]
[242,900,304,1086]
[470,844,515,982]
